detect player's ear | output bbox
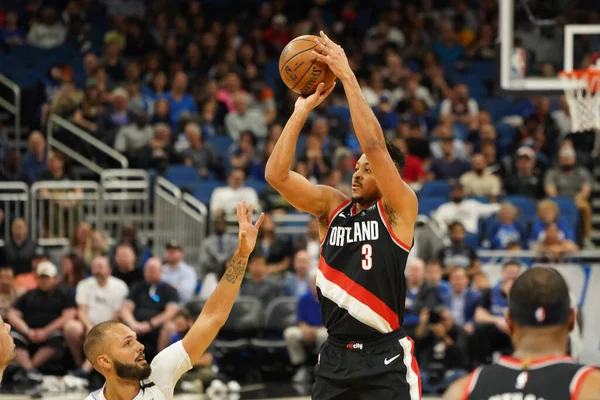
[567,308,576,332]
[97,354,111,370]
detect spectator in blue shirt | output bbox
[488,203,527,249]
[529,199,575,246]
[432,20,466,67]
[283,272,326,383]
[21,132,48,184]
[283,249,311,298]
[0,12,26,48]
[444,267,480,335]
[165,71,197,129]
[161,241,197,306]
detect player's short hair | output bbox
[385,141,406,174]
[448,221,465,232]
[83,320,123,363]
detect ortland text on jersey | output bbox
[327,220,380,246]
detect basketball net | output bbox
[559,52,600,132]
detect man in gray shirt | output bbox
[198,212,238,277]
[181,123,221,178]
[544,146,593,247]
[240,250,282,306]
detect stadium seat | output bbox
[165,165,201,188]
[418,197,447,217]
[505,195,537,223]
[481,97,514,122]
[191,180,223,205]
[207,135,234,159]
[250,297,297,350]
[465,232,480,248]
[246,180,268,195]
[468,61,495,81]
[420,181,451,198]
[551,197,579,228]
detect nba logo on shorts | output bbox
[515,371,529,389]
[511,47,526,79]
[535,307,546,323]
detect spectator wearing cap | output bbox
[96,87,133,146]
[198,213,238,278]
[13,247,50,291]
[504,147,543,198]
[437,222,480,277]
[209,168,261,216]
[119,257,179,361]
[225,92,268,141]
[26,7,67,49]
[8,261,76,383]
[165,72,197,129]
[544,146,594,248]
[0,218,36,277]
[459,153,501,201]
[161,241,197,306]
[240,250,283,306]
[112,243,144,288]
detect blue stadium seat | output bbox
[505,195,537,223]
[418,197,446,217]
[481,97,514,122]
[420,181,451,198]
[327,106,351,126]
[207,136,234,159]
[551,197,579,228]
[464,232,480,248]
[468,61,495,81]
[246,181,268,194]
[295,134,308,159]
[191,181,223,205]
[165,165,201,188]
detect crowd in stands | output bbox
[0,0,597,395]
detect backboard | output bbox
[499,0,600,93]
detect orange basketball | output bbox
[279,35,336,96]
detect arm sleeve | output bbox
[149,340,193,398]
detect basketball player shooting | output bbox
[82,201,264,400]
[266,31,420,399]
[444,267,600,400]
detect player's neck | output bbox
[354,200,377,214]
[104,377,141,400]
[512,335,568,361]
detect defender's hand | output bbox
[312,31,353,82]
[236,201,265,257]
[294,81,336,113]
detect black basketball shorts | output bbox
[312,328,421,400]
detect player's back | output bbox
[317,199,411,340]
[466,355,595,400]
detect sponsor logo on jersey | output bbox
[328,221,379,247]
[488,394,545,400]
[346,342,363,350]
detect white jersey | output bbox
[85,340,192,400]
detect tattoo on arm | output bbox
[222,257,247,284]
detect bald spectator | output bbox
[283,250,312,298]
[165,72,197,128]
[161,241,197,306]
[96,87,133,146]
[459,153,501,201]
[0,219,36,276]
[225,92,267,140]
[181,123,221,178]
[209,168,260,215]
[21,132,48,183]
[111,243,143,288]
[544,146,593,248]
[119,257,179,361]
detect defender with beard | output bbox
[83,202,263,400]
[266,32,420,399]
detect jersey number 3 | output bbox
[361,244,372,270]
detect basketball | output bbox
[279,35,336,96]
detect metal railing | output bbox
[0,74,21,150]
[224,211,312,236]
[47,114,128,174]
[30,181,101,246]
[0,182,29,245]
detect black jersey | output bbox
[466,355,596,400]
[316,198,411,340]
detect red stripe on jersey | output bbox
[320,199,351,246]
[376,198,411,252]
[407,336,422,398]
[462,367,483,400]
[318,257,400,330]
[499,355,573,369]
[571,366,596,400]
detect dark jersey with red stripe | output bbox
[316,198,411,340]
[466,356,595,400]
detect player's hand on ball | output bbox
[312,31,352,81]
[295,81,336,113]
[236,201,265,257]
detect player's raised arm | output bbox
[180,201,264,365]
[312,32,418,228]
[265,82,347,223]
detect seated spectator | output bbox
[283,272,326,383]
[165,72,197,129]
[240,250,282,306]
[72,80,104,134]
[404,258,440,337]
[162,242,197,306]
[96,88,133,146]
[504,147,543,198]
[440,83,478,126]
[180,123,221,179]
[119,258,179,361]
[532,223,580,262]
[487,203,526,250]
[284,250,311,298]
[425,261,451,302]
[0,11,26,48]
[59,253,85,292]
[84,230,108,267]
[444,268,480,334]
[225,92,267,141]
[415,306,469,394]
[64,256,128,378]
[13,248,50,291]
[114,110,154,162]
[151,98,172,125]
[8,261,76,383]
[299,135,331,182]
[21,132,48,184]
[292,218,320,271]
[0,268,24,321]
[137,123,173,173]
[111,243,144,288]
[198,213,238,279]
[437,222,480,277]
[473,261,521,365]
[393,137,425,185]
[433,183,501,235]
[230,130,260,175]
[259,213,292,275]
[0,218,36,277]
[544,146,593,248]
[472,271,490,292]
[114,224,145,261]
[70,221,92,261]
[530,199,575,248]
[430,123,470,162]
[428,138,471,181]
[459,154,501,201]
[26,7,66,49]
[209,168,261,216]
[142,71,168,101]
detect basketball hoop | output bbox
[559,68,600,132]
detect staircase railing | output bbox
[47,114,128,174]
[0,74,21,150]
